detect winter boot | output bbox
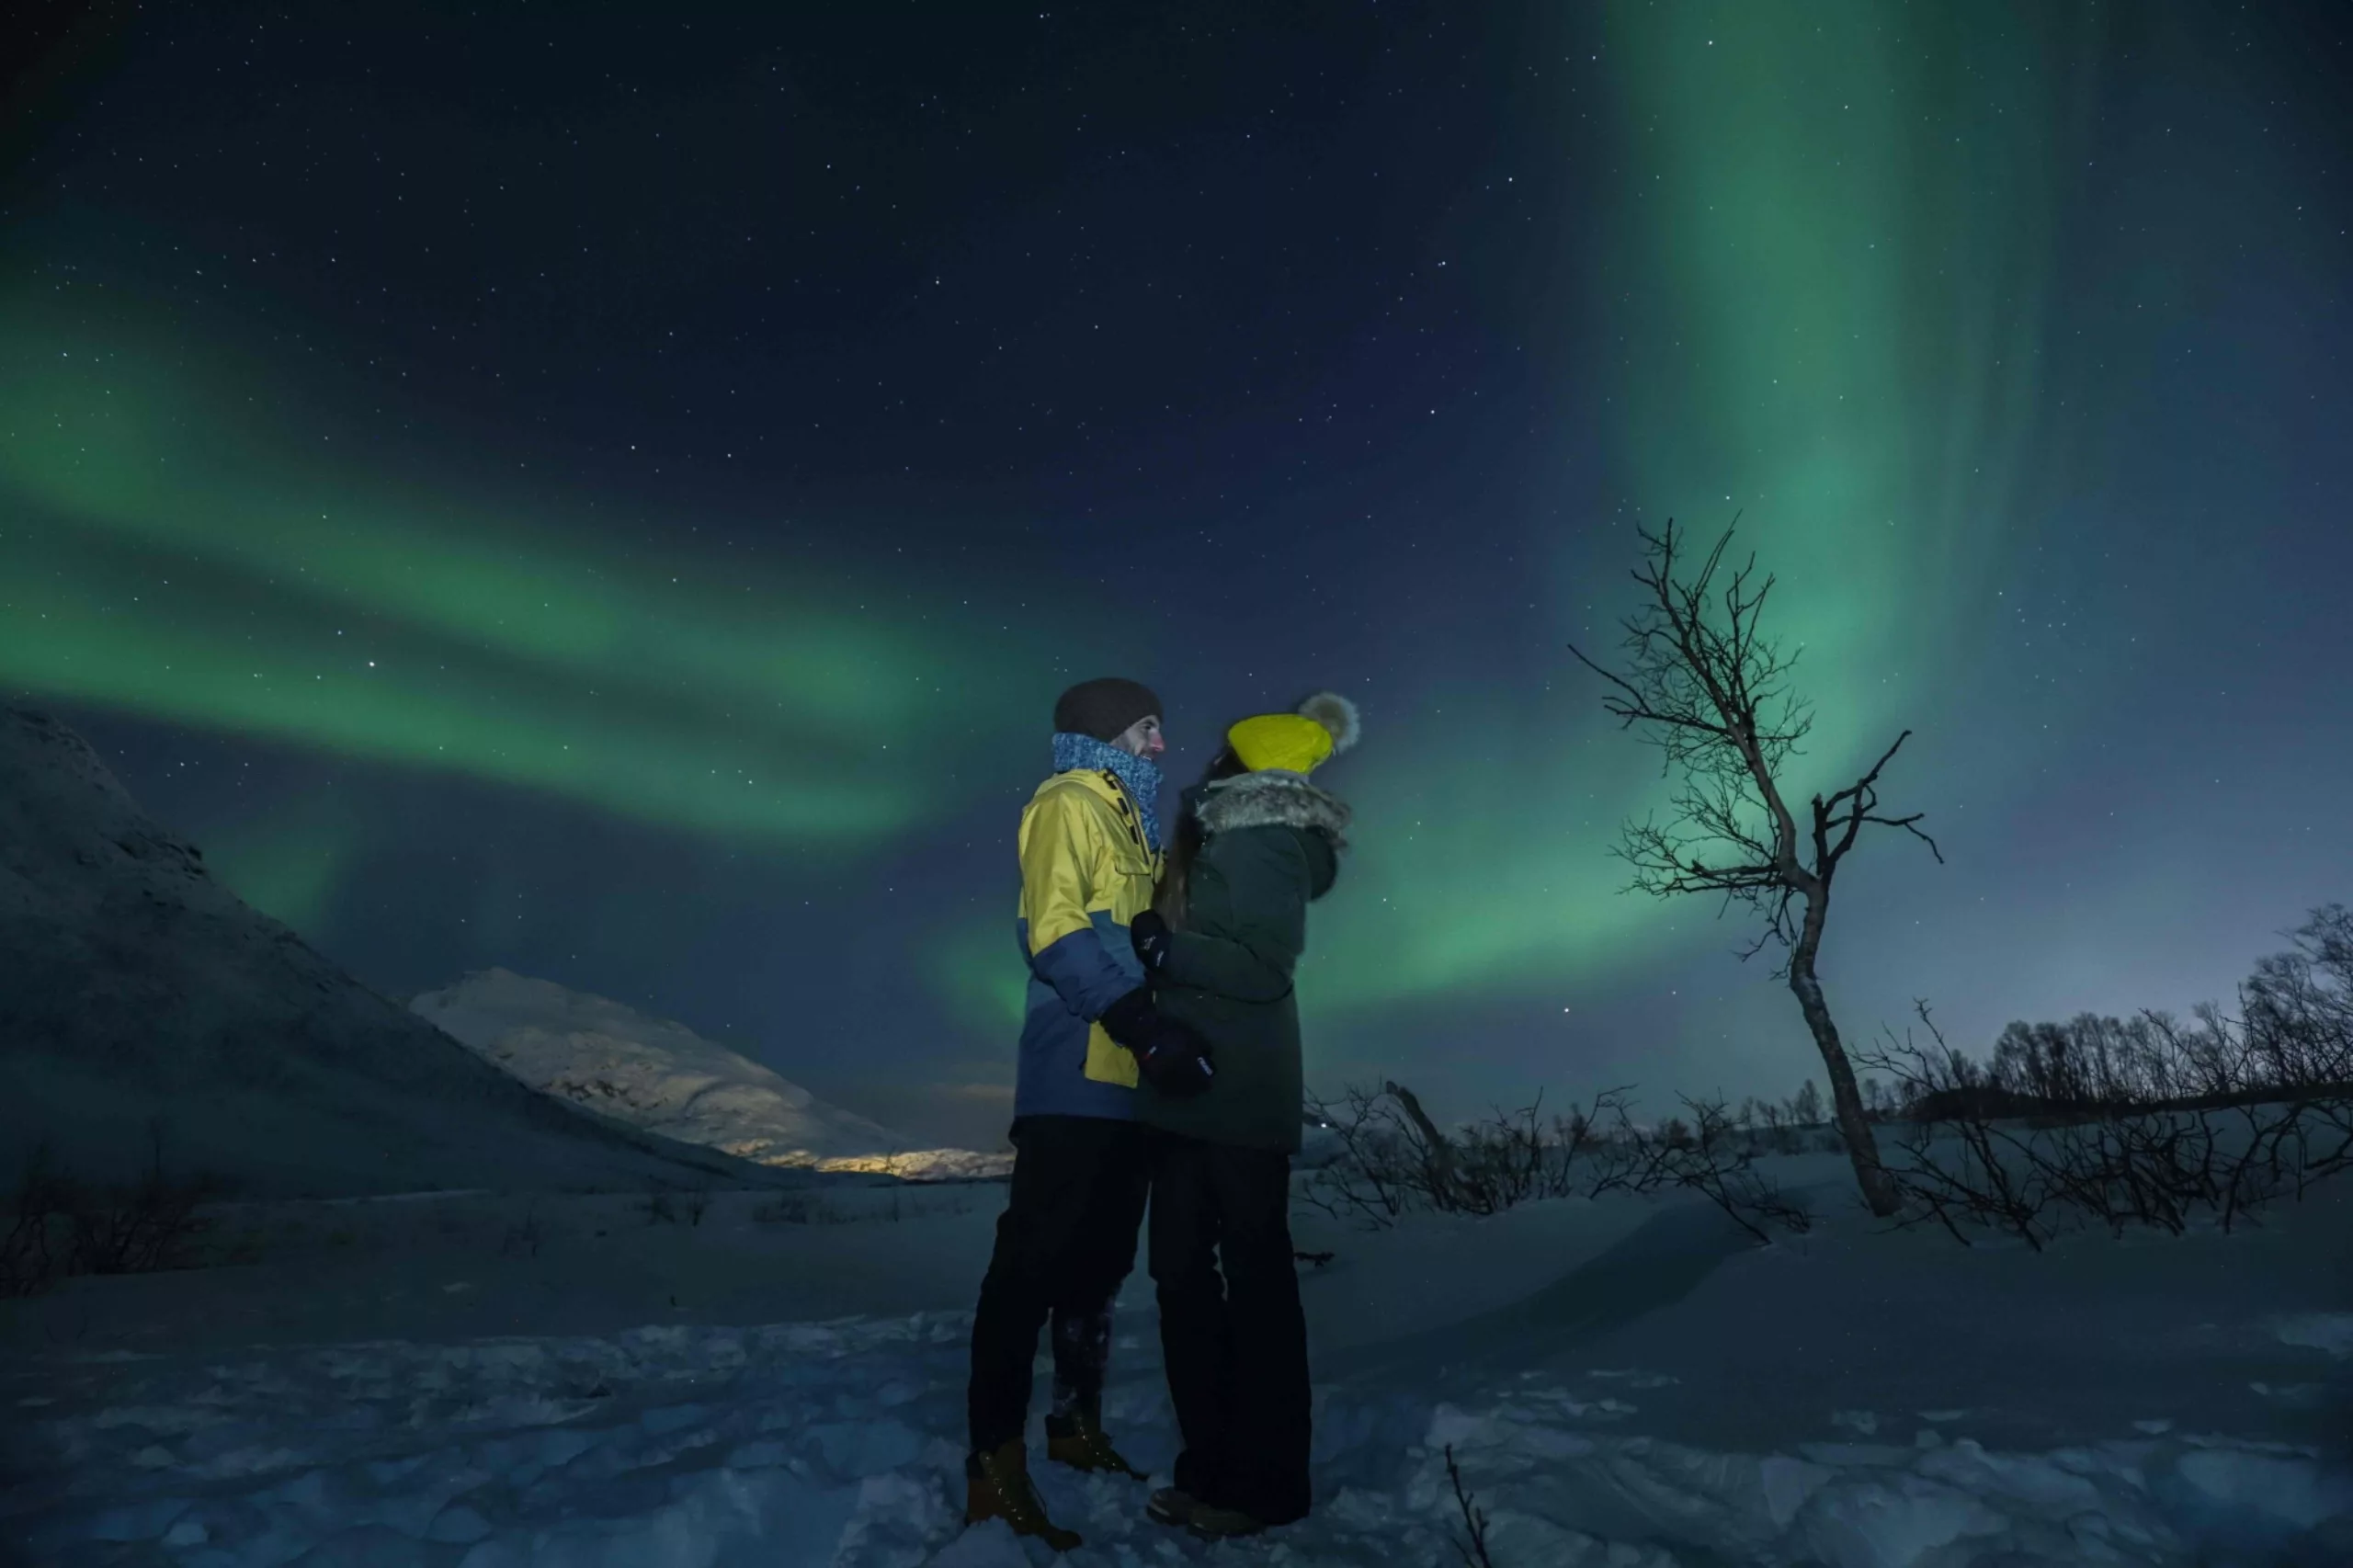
[1045,1410,1145,1478]
[1185,1501,1272,1540]
[964,1440,1083,1552]
[1144,1486,1196,1528]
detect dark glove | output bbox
[1097,987,1159,1049]
[1134,1017,1216,1099]
[1097,988,1217,1099]
[1129,909,1172,972]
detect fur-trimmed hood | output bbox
[1195,768,1352,846]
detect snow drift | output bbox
[413,969,1010,1179]
[0,705,770,1199]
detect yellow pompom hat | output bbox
[1225,692,1362,775]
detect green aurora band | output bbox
[1301,2,2087,1020]
[1,5,2104,1043]
[0,299,1047,848]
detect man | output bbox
[963,677,1216,1552]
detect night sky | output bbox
[6,2,2347,1152]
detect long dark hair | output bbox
[1153,743,1248,927]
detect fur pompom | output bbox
[1297,691,1361,755]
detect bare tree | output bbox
[1569,517,1942,1216]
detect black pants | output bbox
[1148,1130,1312,1524]
[967,1115,1151,1453]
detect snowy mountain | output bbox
[412,969,1010,1179]
[0,705,769,1199]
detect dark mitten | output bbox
[1129,910,1172,972]
[1096,988,1158,1049]
[1132,1016,1216,1099]
[1094,990,1215,1099]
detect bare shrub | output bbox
[1304,1081,1809,1244]
[65,1121,222,1277]
[1574,1096,1679,1199]
[1859,986,2353,1250]
[1552,1088,1654,1198]
[752,1194,808,1225]
[1573,1090,1811,1241]
[1671,1095,1815,1244]
[2,1142,73,1298]
[752,1192,847,1225]
[1302,1081,1631,1226]
[682,1187,711,1227]
[1300,1085,1424,1228]
[1445,1444,1498,1568]
[6,1125,224,1290]
[1399,1082,1570,1219]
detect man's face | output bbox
[1113,715,1165,758]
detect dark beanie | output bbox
[1053,676,1163,742]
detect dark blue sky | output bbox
[5,2,2347,1148]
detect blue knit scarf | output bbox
[1051,732,1164,852]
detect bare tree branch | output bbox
[1570,516,1942,1218]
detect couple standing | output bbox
[963,676,1360,1549]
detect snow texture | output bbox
[0,706,775,1199]
[411,971,1009,1181]
[5,1172,2347,1566]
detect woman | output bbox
[1125,690,1359,1540]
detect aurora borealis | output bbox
[1,301,1047,845]
[6,3,2347,1147]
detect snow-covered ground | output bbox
[411,970,1011,1183]
[4,1157,2348,1566]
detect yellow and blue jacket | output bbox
[1014,767,1162,1119]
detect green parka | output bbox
[1137,768,1348,1153]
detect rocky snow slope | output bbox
[0,705,771,1199]
[413,969,1010,1180]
